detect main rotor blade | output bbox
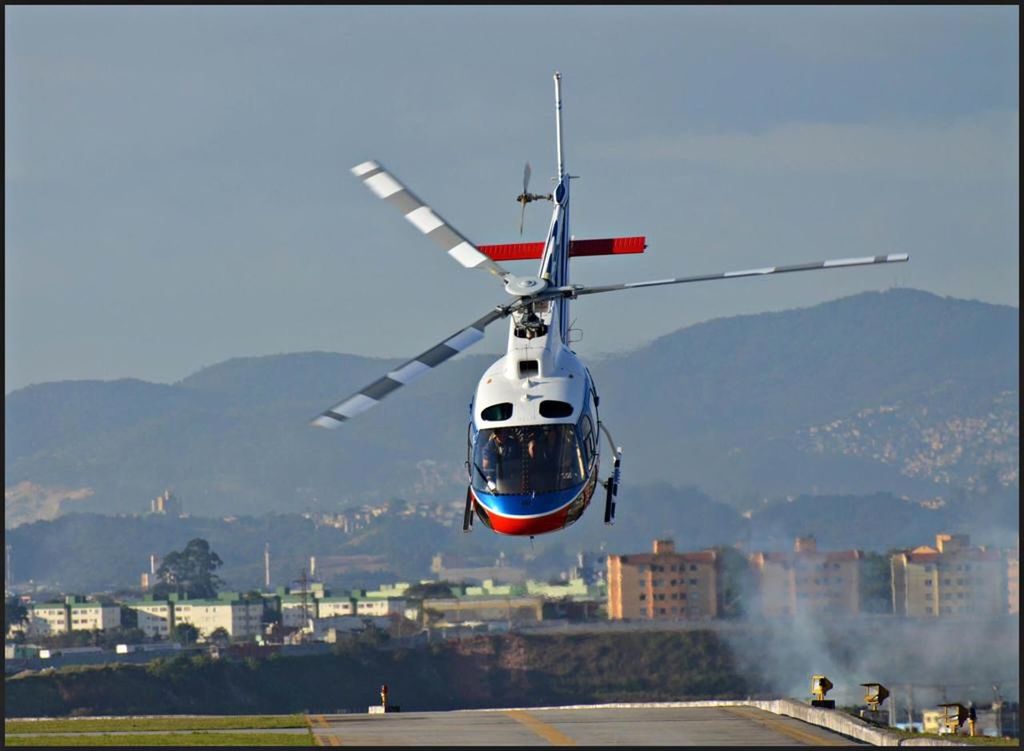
[568,253,909,298]
[351,161,511,281]
[523,162,532,194]
[312,307,509,428]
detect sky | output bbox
[4,5,1019,394]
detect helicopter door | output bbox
[577,413,597,474]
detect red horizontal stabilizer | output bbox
[479,236,646,261]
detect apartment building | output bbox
[606,539,719,620]
[316,596,356,618]
[69,601,121,632]
[171,593,264,638]
[891,533,1007,617]
[24,597,120,636]
[26,602,69,636]
[279,594,318,628]
[124,598,173,638]
[748,536,863,618]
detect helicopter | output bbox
[313,71,908,538]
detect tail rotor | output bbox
[516,161,551,236]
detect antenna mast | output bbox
[554,71,565,180]
[264,542,271,589]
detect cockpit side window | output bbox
[481,403,513,421]
[539,400,573,418]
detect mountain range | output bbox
[5,288,1019,528]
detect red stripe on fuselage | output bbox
[483,506,570,536]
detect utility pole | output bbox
[993,685,1003,738]
[299,566,309,642]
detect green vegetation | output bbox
[887,729,1018,746]
[5,596,29,633]
[172,623,201,647]
[153,538,224,600]
[4,731,313,746]
[859,551,894,614]
[710,545,751,619]
[4,714,308,733]
[5,630,764,717]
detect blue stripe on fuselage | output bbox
[473,483,584,519]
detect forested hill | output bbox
[5,288,1018,522]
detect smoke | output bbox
[722,611,1019,714]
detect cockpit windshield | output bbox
[472,425,585,495]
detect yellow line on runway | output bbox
[723,706,850,746]
[504,710,576,746]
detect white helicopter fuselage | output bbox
[467,286,603,536]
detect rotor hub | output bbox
[504,275,549,297]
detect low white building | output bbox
[355,598,407,617]
[316,596,355,618]
[312,615,393,642]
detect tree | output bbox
[154,538,224,599]
[711,545,752,619]
[4,596,29,634]
[860,551,894,614]
[120,606,139,630]
[173,622,200,646]
[208,626,231,647]
[404,581,456,600]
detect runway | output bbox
[306,704,867,746]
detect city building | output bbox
[25,602,69,636]
[891,533,1008,617]
[123,597,173,638]
[422,594,544,626]
[570,550,608,585]
[170,592,264,638]
[606,539,719,620]
[316,596,356,618]
[149,489,182,516]
[748,536,863,618]
[354,597,407,617]
[314,615,395,642]
[22,597,120,636]
[68,599,121,632]
[430,552,527,584]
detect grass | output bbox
[888,728,1019,746]
[4,714,308,734]
[4,731,315,746]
